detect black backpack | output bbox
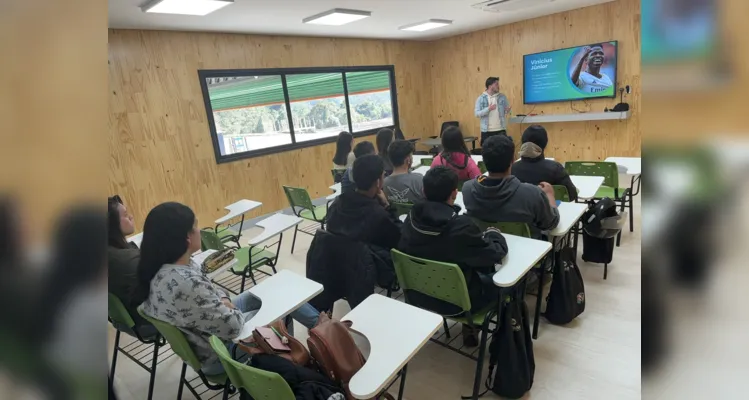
[484,286,535,399]
[545,247,586,324]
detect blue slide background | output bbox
[523,42,617,104]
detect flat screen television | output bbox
[523,41,618,104]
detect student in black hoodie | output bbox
[512,125,578,201]
[399,166,508,346]
[327,154,402,251]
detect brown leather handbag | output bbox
[239,319,311,366]
[307,314,394,400]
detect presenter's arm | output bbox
[571,47,592,87]
[474,96,490,118]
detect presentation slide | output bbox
[523,41,617,104]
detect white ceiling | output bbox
[109,0,616,41]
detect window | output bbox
[286,73,349,143]
[199,66,398,163]
[345,71,394,132]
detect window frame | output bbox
[198,65,400,164]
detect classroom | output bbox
[108,0,641,399]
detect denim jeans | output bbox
[200,291,320,375]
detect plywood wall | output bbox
[108,30,433,228]
[429,0,641,163]
[109,0,642,226]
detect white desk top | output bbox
[343,294,442,399]
[215,199,263,224]
[195,249,239,280]
[605,157,641,176]
[235,270,323,341]
[327,183,342,201]
[412,166,430,175]
[494,234,552,287]
[127,232,143,248]
[549,202,588,237]
[515,157,555,162]
[247,213,303,246]
[570,175,604,200]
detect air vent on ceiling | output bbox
[472,0,556,13]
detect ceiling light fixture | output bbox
[141,0,234,16]
[399,19,453,32]
[303,8,371,26]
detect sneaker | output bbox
[462,324,479,347]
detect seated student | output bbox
[463,135,560,239]
[431,126,482,181]
[512,125,578,202]
[383,140,424,204]
[332,131,355,170]
[376,128,395,176]
[327,154,402,251]
[107,195,157,337]
[399,166,508,346]
[133,202,320,375]
[341,141,375,194]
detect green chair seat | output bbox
[594,186,629,200]
[450,301,498,326]
[299,205,327,222]
[231,247,278,274]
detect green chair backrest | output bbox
[108,293,136,329]
[282,186,315,216]
[565,161,619,189]
[138,307,202,371]
[392,202,414,217]
[553,185,570,202]
[391,249,471,314]
[471,219,531,238]
[456,179,470,192]
[201,229,225,251]
[209,336,295,400]
[478,161,487,174]
[420,157,433,167]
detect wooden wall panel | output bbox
[108,30,433,228]
[429,0,641,163]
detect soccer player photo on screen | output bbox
[569,44,614,94]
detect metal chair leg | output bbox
[177,362,186,400]
[604,263,608,280]
[147,341,160,400]
[110,330,120,378]
[532,266,544,340]
[249,269,257,285]
[629,191,634,232]
[471,319,491,400]
[291,225,298,254]
[222,380,230,400]
[397,364,408,400]
[443,318,451,339]
[240,275,246,293]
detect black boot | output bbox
[462,324,479,347]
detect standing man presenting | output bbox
[475,77,511,146]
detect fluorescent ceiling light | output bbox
[303,8,371,26]
[399,19,453,32]
[141,0,233,16]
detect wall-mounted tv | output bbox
[523,41,618,104]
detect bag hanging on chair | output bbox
[485,287,535,399]
[545,247,586,325]
[307,313,394,400]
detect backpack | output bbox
[485,286,535,399]
[545,247,586,324]
[307,314,394,400]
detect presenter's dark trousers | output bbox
[480,129,507,146]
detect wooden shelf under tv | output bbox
[508,111,630,124]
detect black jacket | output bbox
[512,156,578,202]
[306,230,396,312]
[108,244,151,329]
[326,191,402,250]
[398,201,508,315]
